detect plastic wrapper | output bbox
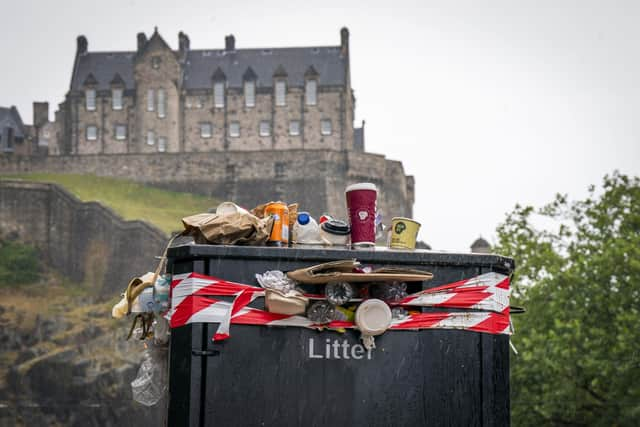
[153,317,170,346]
[325,281,355,306]
[153,274,171,313]
[391,307,409,320]
[333,306,356,322]
[306,301,335,324]
[131,346,168,406]
[256,270,299,295]
[370,281,408,303]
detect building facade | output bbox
[53,28,362,156]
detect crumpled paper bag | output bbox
[182,211,274,245]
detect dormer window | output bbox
[85,89,96,111]
[305,80,317,106]
[214,82,225,108]
[112,89,123,110]
[244,81,255,107]
[243,67,257,108]
[152,56,161,69]
[275,81,286,106]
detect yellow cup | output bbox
[389,217,421,249]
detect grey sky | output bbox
[2,0,639,251]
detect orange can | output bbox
[265,202,289,246]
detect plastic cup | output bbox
[389,217,421,249]
[345,183,377,247]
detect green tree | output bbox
[0,240,41,285]
[494,172,640,426]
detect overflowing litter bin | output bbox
[166,245,514,427]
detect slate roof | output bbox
[70,45,346,91]
[0,106,26,138]
[71,52,136,91]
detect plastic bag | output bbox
[131,346,168,406]
[256,270,298,295]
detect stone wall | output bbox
[0,180,167,297]
[0,149,414,219]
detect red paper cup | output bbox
[345,183,377,247]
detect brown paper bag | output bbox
[182,212,274,245]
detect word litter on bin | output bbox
[307,337,373,360]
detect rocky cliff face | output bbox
[0,271,165,426]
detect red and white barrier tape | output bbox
[166,272,511,341]
[398,272,509,313]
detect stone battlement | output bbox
[0,150,414,220]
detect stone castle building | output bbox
[55,27,361,155]
[1,28,414,220]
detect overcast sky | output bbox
[2,0,639,251]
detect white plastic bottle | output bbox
[292,212,322,245]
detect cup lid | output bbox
[355,299,392,336]
[345,182,378,193]
[321,219,351,235]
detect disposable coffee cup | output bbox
[389,217,421,250]
[345,183,377,247]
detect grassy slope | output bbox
[1,173,219,234]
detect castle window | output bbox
[229,122,240,137]
[115,124,127,140]
[158,137,166,152]
[86,125,97,141]
[275,162,286,179]
[226,164,235,178]
[85,89,96,111]
[147,89,155,111]
[305,80,317,106]
[200,123,213,138]
[152,56,161,69]
[321,119,332,136]
[289,120,300,136]
[244,81,255,107]
[275,80,286,106]
[147,130,155,145]
[157,89,166,118]
[259,121,271,137]
[112,89,123,110]
[214,82,225,108]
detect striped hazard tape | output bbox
[166,272,511,341]
[398,272,510,313]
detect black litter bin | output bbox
[166,245,514,427]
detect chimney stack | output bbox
[33,102,49,127]
[225,34,235,51]
[340,27,349,55]
[178,31,190,53]
[77,35,88,55]
[137,32,147,51]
